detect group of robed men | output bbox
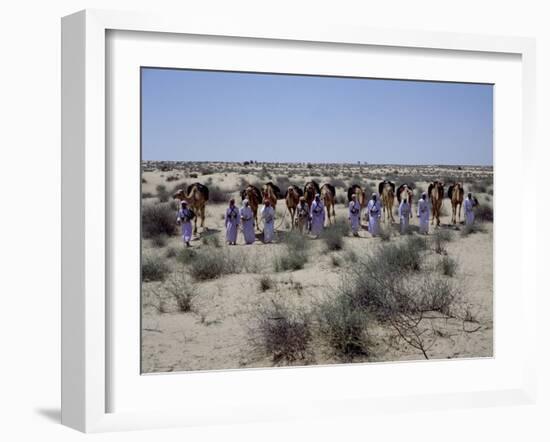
[176,191,478,246]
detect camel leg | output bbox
[459,203,462,223]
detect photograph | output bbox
[140,68,494,373]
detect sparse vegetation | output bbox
[321,221,349,251]
[253,301,312,364]
[142,202,177,239]
[142,254,170,282]
[439,255,458,277]
[475,204,493,222]
[259,275,274,292]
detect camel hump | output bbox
[265,181,282,199]
[322,183,336,197]
[447,184,454,199]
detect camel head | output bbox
[173,189,186,201]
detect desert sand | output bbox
[141,162,493,373]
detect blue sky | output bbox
[141,68,493,166]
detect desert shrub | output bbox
[345,249,358,263]
[165,247,178,258]
[438,256,458,277]
[253,302,312,363]
[142,254,170,282]
[418,277,459,316]
[331,178,347,189]
[274,176,291,192]
[461,223,486,236]
[378,226,392,242]
[331,255,342,267]
[166,175,179,182]
[176,247,197,265]
[275,248,308,272]
[188,247,247,280]
[142,192,153,199]
[335,193,347,205]
[141,177,147,183]
[470,180,491,194]
[201,232,221,248]
[432,229,453,255]
[150,234,168,248]
[321,221,349,251]
[189,172,198,178]
[317,293,370,360]
[475,204,493,222]
[209,185,232,203]
[376,237,425,272]
[156,184,170,202]
[259,275,274,292]
[161,271,197,312]
[142,202,177,238]
[200,168,215,175]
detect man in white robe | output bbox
[417,192,430,234]
[309,194,325,237]
[464,192,476,226]
[366,193,381,237]
[176,200,194,247]
[348,194,361,236]
[225,199,240,245]
[398,199,411,234]
[261,199,275,243]
[240,199,255,244]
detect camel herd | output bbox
[171,179,476,234]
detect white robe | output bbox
[464,197,475,225]
[225,206,240,243]
[417,198,429,234]
[177,208,193,243]
[310,200,325,236]
[261,205,275,243]
[366,199,381,236]
[240,206,255,244]
[398,201,411,234]
[349,200,361,233]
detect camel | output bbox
[240,184,262,229]
[172,182,209,234]
[320,183,336,225]
[378,180,396,223]
[428,181,445,226]
[262,182,282,209]
[347,184,367,208]
[303,180,321,209]
[447,182,465,224]
[396,184,413,206]
[284,185,303,229]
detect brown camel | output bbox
[285,185,303,229]
[396,184,413,205]
[172,182,209,234]
[378,180,396,223]
[347,184,367,208]
[428,181,445,226]
[320,183,336,225]
[303,180,320,209]
[240,184,262,229]
[262,182,282,209]
[447,182,465,224]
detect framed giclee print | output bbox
[61,10,538,433]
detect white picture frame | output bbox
[61,9,537,433]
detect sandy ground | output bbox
[141,162,493,373]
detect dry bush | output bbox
[209,185,232,203]
[432,229,453,255]
[275,232,309,272]
[317,292,370,360]
[461,223,487,236]
[142,202,177,239]
[188,247,252,280]
[321,220,349,251]
[259,275,274,292]
[252,301,312,364]
[438,256,458,277]
[142,254,170,282]
[176,247,197,265]
[201,232,221,248]
[475,204,493,222]
[148,271,197,312]
[156,184,170,202]
[150,234,168,248]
